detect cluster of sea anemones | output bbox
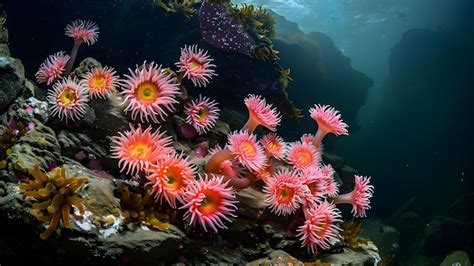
[199,95,373,254]
[33,19,375,257]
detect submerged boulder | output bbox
[0,56,25,112]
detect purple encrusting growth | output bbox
[199,0,255,55]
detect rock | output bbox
[361,218,400,258]
[71,57,101,77]
[423,216,471,257]
[0,43,9,56]
[337,165,359,192]
[247,250,303,266]
[322,152,345,170]
[8,120,61,172]
[0,55,25,111]
[0,162,186,264]
[248,247,381,266]
[319,245,380,265]
[57,130,108,161]
[440,251,471,266]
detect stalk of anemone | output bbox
[243,94,281,133]
[121,61,180,123]
[297,201,342,254]
[333,175,374,218]
[180,174,238,232]
[46,77,89,122]
[36,51,70,85]
[287,141,321,170]
[261,133,287,160]
[110,124,174,176]
[175,44,217,87]
[64,19,100,76]
[80,66,120,99]
[309,104,349,148]
[146,154,196,208]
[184,95,220,134]
[263,170,305,216]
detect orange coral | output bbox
[120,185,169,230]
[20,165,87,240]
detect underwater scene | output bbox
[0,0,472,265]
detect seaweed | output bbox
[154,0,197,19]
[340,220,369,248]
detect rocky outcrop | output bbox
[0,56,26,112]
[272,12,372,140]
[0,162,186,264]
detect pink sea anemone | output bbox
[80,66,120,99]
[300,134,315,145]
[184,95,220,134]
[297,201,342,253]
[65,19,99,46]
[243,94,281,133]
[263,170,305,216]
[299,167,326,203]
[121,61,180,123]
[227,130,267,172]
[333,175,374,217]
[110,124,174,176]
[287,141,321,170]
[261,133,287,160]
[46,77,89,122]
[318,165,339,197]
[36,52,70,85]
[181,174,238,232]
[64,19,99,76]
[309,104,349,147]
[175,45,217,87]
[146,154,196,208]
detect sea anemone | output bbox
[36,52,70,85]
[175,44,217,87]
[287,141,321,170]
[333,175,374,217]
[318,165,339,197]
[110,124,174,176]
[146,154,196,208]
[180,174,238,232]
[300,133,315,145]
[309,104,348,147]
[227,130,267,172]
[263,170,305,216]
[65,19,99,46]
[121,61,180,123]
[46,77,89,122]
[184,95,220,134]
[261,133,287,160]
[80,66,120,99]
[243,94,281,133]
[297,201,342,253]
[299,167,326,204]
[64,20,99,75]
